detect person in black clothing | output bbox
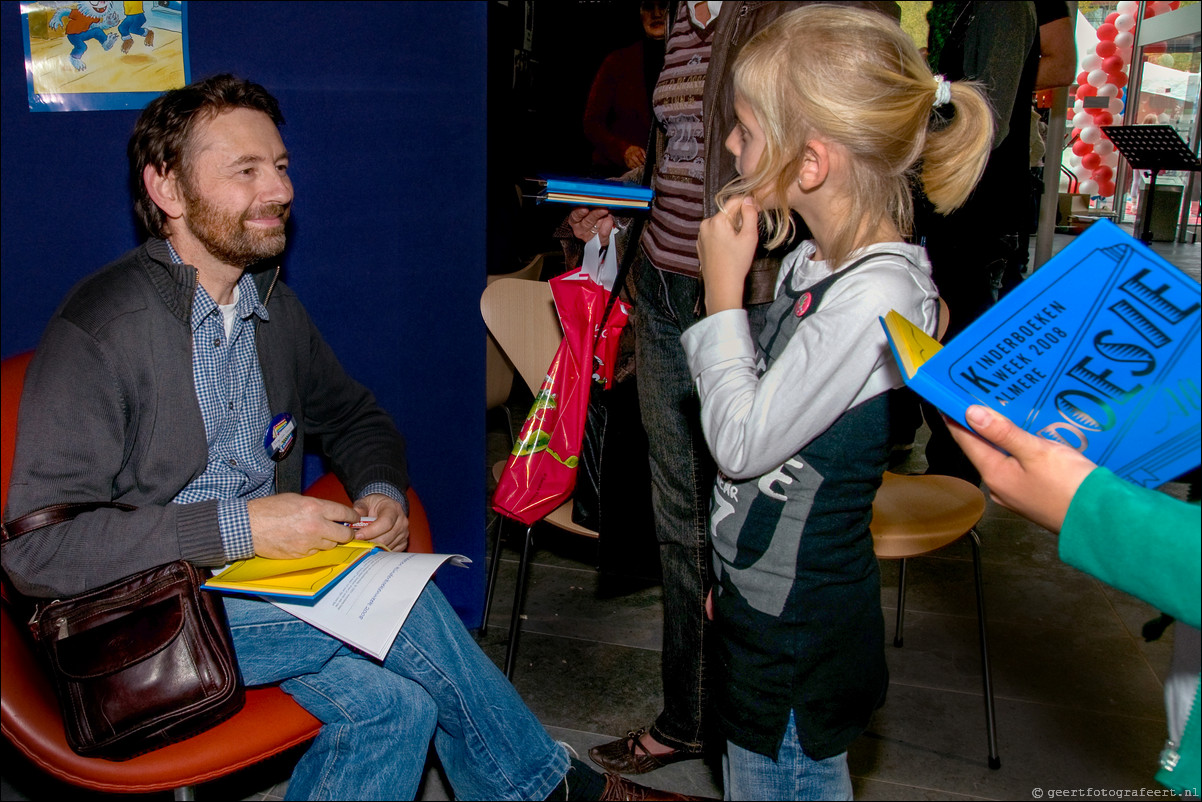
[914,1,1073,483]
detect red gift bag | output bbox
[492,268,629,526]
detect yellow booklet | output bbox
[204,540,382,601]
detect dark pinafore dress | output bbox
[711,253,900,760]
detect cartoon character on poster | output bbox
[118,1,154,54]
[21,1,190,112]
[49,2,123,71]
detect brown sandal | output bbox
[588,727,703,775]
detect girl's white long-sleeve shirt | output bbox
[680,240,939,480]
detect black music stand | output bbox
[1101,125,1201,243]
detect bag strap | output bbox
[583,20,667,350]
[1,501,135,545]
[760,251,921,357]
[593,47,662,349]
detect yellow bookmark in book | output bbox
[881,309,943,380]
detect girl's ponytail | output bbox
[719,6,997,269]
[921,77,995,215]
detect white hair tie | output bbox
[933,74,952,108]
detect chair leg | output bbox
[969,529,1001,770]
[502,402,515,445]
[489,403,518,448]
[893,558,908,648]
[480,515,506,635]
[503,523,536,680]
[174,786,196,801]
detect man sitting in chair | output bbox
[1,73,700,802]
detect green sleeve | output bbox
[1059,468,1201,628]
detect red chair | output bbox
[1,350,432,796]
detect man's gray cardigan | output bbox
[2,239,408,598]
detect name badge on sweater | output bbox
[264,412,296,462]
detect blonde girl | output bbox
[679,6,994,800]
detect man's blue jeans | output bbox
[631,256,717,753]
[723,711,852,801]
[224,584,568,801]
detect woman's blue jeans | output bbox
[631,256,717,753]
[723,711,852,801]
[224,584,568,801]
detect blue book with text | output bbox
[881,219,1200,489]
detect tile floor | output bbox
[2,226,1198,801]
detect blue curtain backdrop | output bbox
[0,2,489,625]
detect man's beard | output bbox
[181,186,290,269]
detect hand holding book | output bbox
[568,206,616,243]
[946,404,1096,533]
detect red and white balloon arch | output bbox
[1067,0,1180,198]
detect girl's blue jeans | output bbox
[724,711,853,801]
[224,583,568,801]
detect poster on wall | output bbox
[20,1,189,112]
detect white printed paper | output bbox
[271,552,470,659]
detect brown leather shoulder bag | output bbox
[2,502,244,760]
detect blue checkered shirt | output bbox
[170,249,274,560]
[167,244,403,561]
